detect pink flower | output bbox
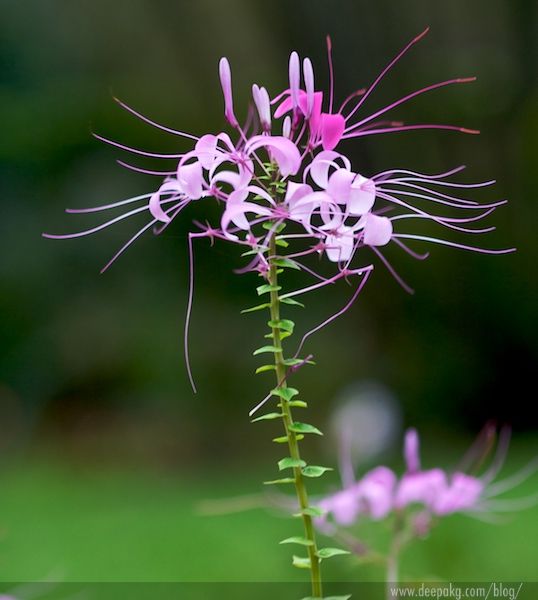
[315,426,537,533]
[43,31,514,388]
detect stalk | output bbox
[267,233,323,598]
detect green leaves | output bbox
[287,400,308,408]
[268,319,295,333]
[271,387,299,402]
[279,536,314,547]
[292,555,311,569]
[272,257,300,270]
[289,422,323,436]
[253,345,282,355]
[255,364,276,374]
[263,477,295,485]
[278,457,306,471]
[294,506,326,518]
[256,283,281,296]
[316,547,350,559]
[241,302,270,314]
[280,297,304,307]
[250,412,283,423]
[302,466,333,478]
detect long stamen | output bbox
[343,123,479,139]
[93,132,185,159]
[113,96,199,140]
[293,267,373,358]
[345,27,430,122]
[326,35,335,114]
[117,160,176,176]
[345,77,477,134]
[65,193,154,214]
[371,247,414,294]
[393,234,515,255]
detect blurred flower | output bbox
[315,426,537,533]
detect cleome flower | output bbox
[43,29,514,385]
[315,426,538,535]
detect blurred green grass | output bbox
[1,439,537,583]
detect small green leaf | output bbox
[316,547,351,559]
[294,506,326,518]
[289,422,323,436]
[279,536,314,547]
[302,466,333,478]
[241,302,270,314]
[257,284,282,296]
[253,345,282,355]
[251,412,283,423]
[273,258,300,270]
[263,478,295,485]
[268,319,295,333]
[280,297,305,307]
[255,364,276,374]
[292,555,311,569]
[262,221,286,233]
[271,387,299,402]
[273,434,304,443]
[278,457,306,471]
[288,400,308,408]
[275,238,289,248]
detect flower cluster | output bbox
[44,29,513,384]
[315,427,537,535]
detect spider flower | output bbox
[43,30,514,383]
[315,426,538,534]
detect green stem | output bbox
[268,234,323,598]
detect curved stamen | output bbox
[93,132,185,159]
[117,160,176,176]
[65,192,154,214]
[293,267,373,358]
[113,96,199,140]
[393,234,515,255]
[371,246,414,294]
[345,77,477,134]
[345,27,430,122]
[343,123,479,139]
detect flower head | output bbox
[43,30,514,387]
[315,425,537,534]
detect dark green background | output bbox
[1,0,536,585]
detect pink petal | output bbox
[358,466,397,520]
[308,150,351,188]
[404,428,421,473]
[320,113,345,151]
[327,168,355,203]
[324,225,355,262]
[177,161,204,200]
[289,51,300,109]
[363,214,393,246]
[433,473,484,515]
[395,468,447,510]
[195,134,219,170]
[349,174,376,215]
[149,181,181,223]
[245,135,301,177]
[219,57,237,126]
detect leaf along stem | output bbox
[267,233,323,598]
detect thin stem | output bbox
[267,234,323,598]
[386,512,405,600]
